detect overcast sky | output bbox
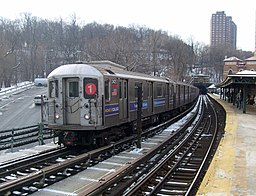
[1,0,255,52]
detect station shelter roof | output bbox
[216,70,256,88]
[216,70,256,113]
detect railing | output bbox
[0,82,34,98]
[0,123,54,152]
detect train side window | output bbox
[143,83,148,98]
[69,82,79,97]
[135,82,143,98]
[105,79,110,101]
[170,85,173,97]
[149,83,152,97]
[156,83,163,97]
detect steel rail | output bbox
[185,95,219,195]
[122,97,205,196]
[0,147,69,177]
[0,99,198,195]
[77,98,202,196]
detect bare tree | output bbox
[0,18,22,87]
[0,14,252,86]
[164,36,193,81]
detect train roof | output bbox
[48,61,173,83]
[86,60,126,70]
[87,61,171,83]
[47,63,102,79]
[175,81,191,86]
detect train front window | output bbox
[55,80,59,97]
[84,78,98,99]
[69,82,79,97]
[49,80,59,98]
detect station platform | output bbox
[197,94,256,195]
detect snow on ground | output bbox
[0,141,58,165]
[0,81,54,159]
[0,81,34,99]
[164,96,201,133]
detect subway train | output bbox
[47,61,199,147]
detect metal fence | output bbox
[0,123,53,152]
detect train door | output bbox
[177,85,180,106]
[183,86,186,104]
[187,86,190,102]
[169,84,174,109]
[173,84,176,108]
[166,83,169,110]
[148,82,153,113]
[119,79,128,120]
[186,86,189,103]
[63,78,80,125]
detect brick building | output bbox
[223,53,256,79]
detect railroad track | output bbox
[0,147,83,194]
[0,96,223,196]
[28,97,202,196]
[77,95,224,196]
[0,147,74,178]
[121,96,222,196]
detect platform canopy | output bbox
[216,70,256,88]
[216,70,256,113]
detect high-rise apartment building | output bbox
[210,11,237,49]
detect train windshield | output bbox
[69,81,79,97]
[49,80,59,98]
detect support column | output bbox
[228,88,231,103]
[242,85,247,113]
[232,88,236,105]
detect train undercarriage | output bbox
[53,101,194,148]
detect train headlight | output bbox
[84,114,90,120]
[55,113,60,119]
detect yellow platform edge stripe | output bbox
[197,94,237,195]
